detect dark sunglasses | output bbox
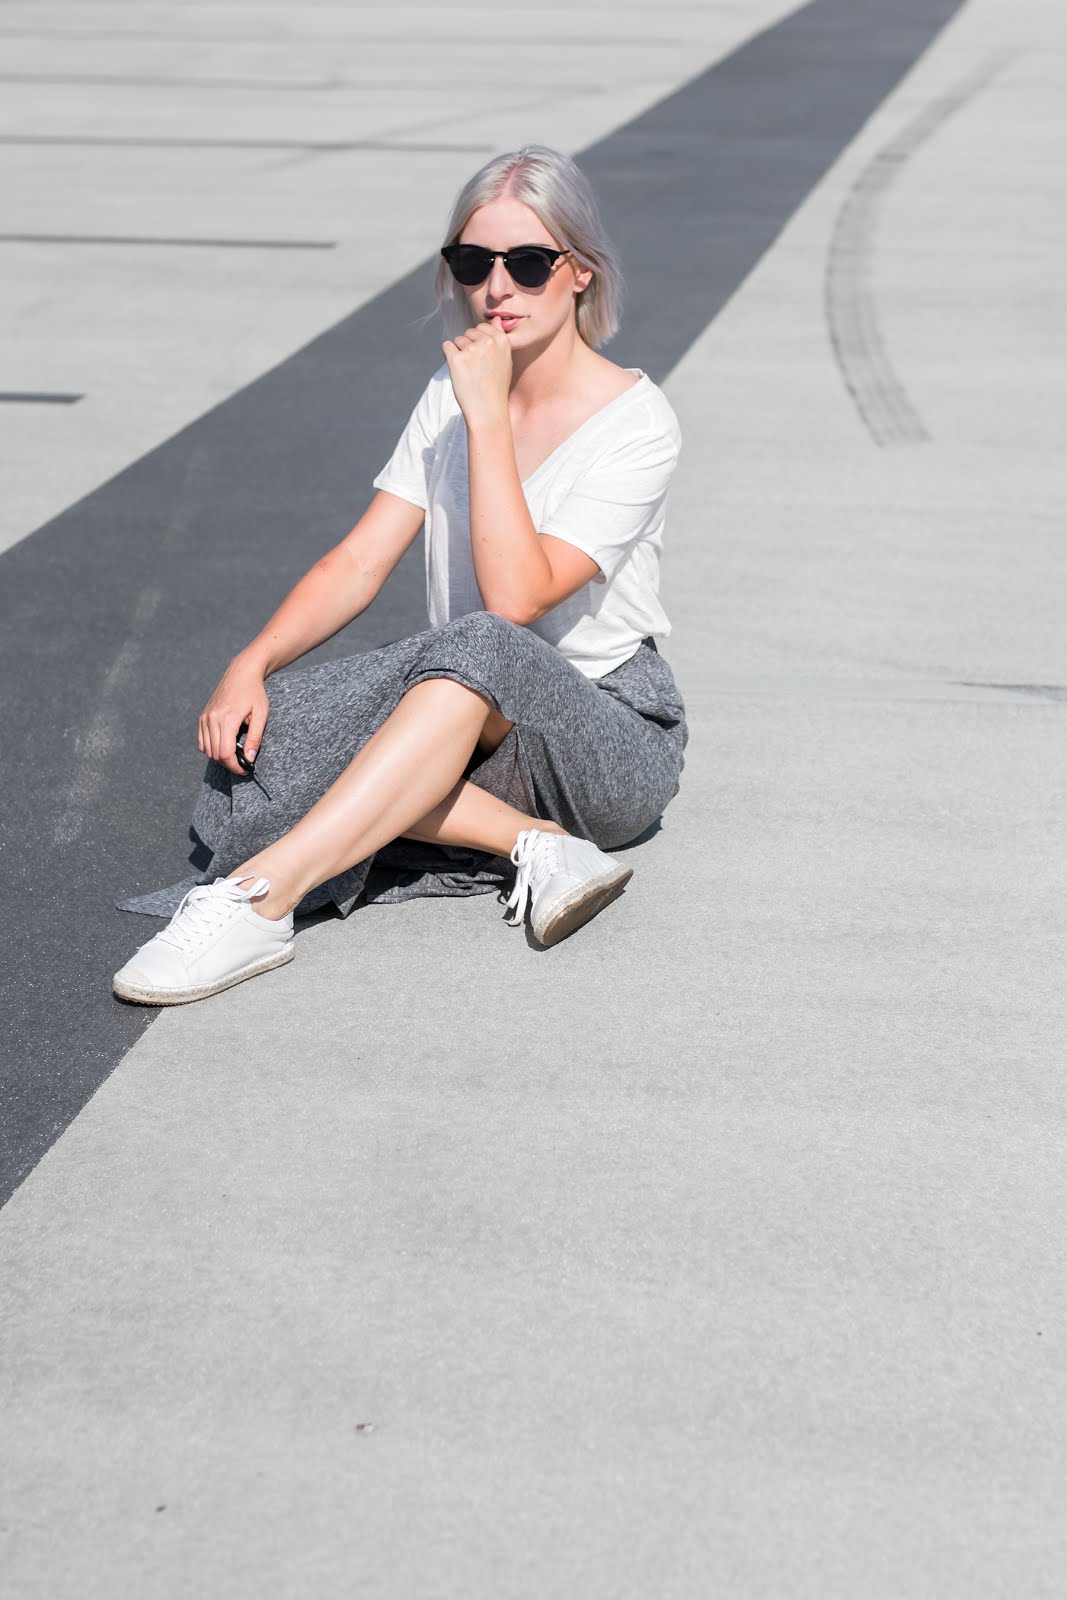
[440,242,569,289]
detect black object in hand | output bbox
[235,721,273,801]
[235,720,256,774]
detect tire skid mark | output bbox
[49,437,216,851]
[825,53,1012,447]
[52,585,163,848]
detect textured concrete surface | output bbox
[2,1,1066,1595]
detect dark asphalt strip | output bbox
[0,0,966,1206]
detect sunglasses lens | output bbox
[504,249,555,288]
[445,245,494,285]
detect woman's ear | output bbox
[574,265,594,296]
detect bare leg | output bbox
[232,678,543,918]
[402,778,565,857]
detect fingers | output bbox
[244,695,269,763]
[198,697,269,774]
[211,717,242,775]
[442,322,506,355]
[198,659,270,776]
[197,707,246,776]
[465,322,506,345]
[216,714,241,774]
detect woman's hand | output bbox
[442,320,513,429]
[198,653,270,777]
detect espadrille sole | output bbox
[533,864,633,948]
[113,942,294,1006]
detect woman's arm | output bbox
[443,324,600,624]
[239,490,424,675]
[199,489,424,774]
[465,413,599,624]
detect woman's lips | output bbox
[489,314,522,330]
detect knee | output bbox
[407,611,524,681]
[403,611,527,712]
[433,610,524,649]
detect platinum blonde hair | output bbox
[434,145,623,350]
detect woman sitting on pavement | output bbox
[113,143,688,1006]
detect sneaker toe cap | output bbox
[112,960,162,995]
[113,946,187,995]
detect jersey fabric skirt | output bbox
[118,610,688,920]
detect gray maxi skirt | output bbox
[118,611,688,920]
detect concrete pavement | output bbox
[2,1,1066,1594]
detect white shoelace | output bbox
[504,830,561,927]
[157,875,270,955]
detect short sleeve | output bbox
[538,420,681,584]
[371,369,445,512]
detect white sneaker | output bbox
[113,875,295,1005]
[504,829,633,947]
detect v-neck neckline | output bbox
[517,369,648,488]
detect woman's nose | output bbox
[485,256,514,297]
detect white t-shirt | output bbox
[372,362,682,678]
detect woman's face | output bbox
[457,195,593,351]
